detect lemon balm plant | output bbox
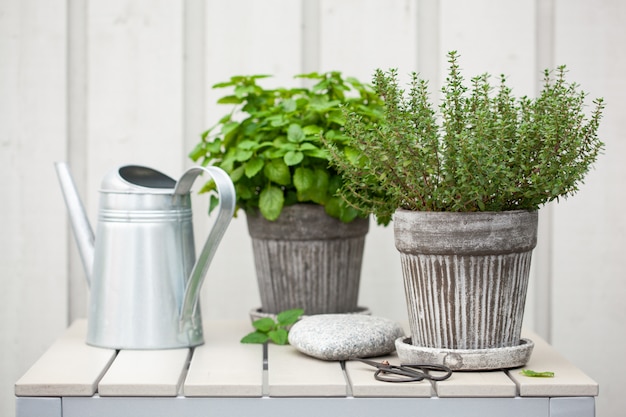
[190,72,383,317]
[189,71,383,222]
[328,51,604,370]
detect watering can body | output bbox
[55,163,235,349]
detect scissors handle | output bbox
[349,358,453,383]
[402,363,453,381]
[374,368,426,383]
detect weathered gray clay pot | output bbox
[246,204,369,315]
[393,209,538,369]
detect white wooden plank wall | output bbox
[1,1,624,416]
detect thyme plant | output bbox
[328,51,605,225]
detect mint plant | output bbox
[240,308,304,345]
[328,51,605,224]
[189,72,383,222]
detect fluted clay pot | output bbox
[246,204,369,315]
[393,209,538,370]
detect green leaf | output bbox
[240,307,303,345]
[240,331,269,344]
[208,195,220,215]
[339,205,360,223]
[307,168,330,204]
[268,115,287,127]
[281,98,297,113]
[234,148,254,162]
[259,186,284,221]
[302,147,329,159]
[268,329,289,345]
[221,121,240,137]
[302,125,324,136]
[324,196,342,219]
[216,95,243,105]
[276,308,304,326]
[244,158,264,178]
[520,369,555,378]
[284,151,304,166]
[236,182,253,199]
[188,142,205,161]
[287,124,305,143]
[252,317,276,332]
[238,140,259,150]
[344,146,363,165]
[198,179,216,194]
[298,142,319,151]
[230,165,245,182]
[234,84,256,98]
[293,167,315,193]
[327,112,346,126]
[264,159,291,185]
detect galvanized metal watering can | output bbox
[55,162,235,349]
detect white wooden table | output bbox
[15,319,598,417]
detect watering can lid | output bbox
[101,165,177,192]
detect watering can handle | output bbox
[175,166,236,325]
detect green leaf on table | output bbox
[240,308,304,345]
[268,329,289,345]
[276,308,304,326]
[520,369,555,378]
[252,317,276,333]
[240,331,270,344]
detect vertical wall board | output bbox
[67,0,89,321]
[318,0,419,80]
[86,0,185,209]
[439,0,537,101]
[550,1,626,417]
[204,0,303,95]
[314,0,419,323]
[0,1,69,416]
[183,0,206,168]
[198,0,304,321]
[439,0,541,332]
[416,0,442,93]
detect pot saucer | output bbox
[395,337,534,371]
[249,306,371,323]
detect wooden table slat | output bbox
[14,320,116,397]
[510,331,599,397]
[435,371,518,398]
[184,320,263,397]
[98,348,189,397]
[267,344,346,397]
[345,355,434,397]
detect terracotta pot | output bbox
[246,204,369,315]
[393,209,538,351]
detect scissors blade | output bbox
[350,358,426,382]
[349,358,391,370]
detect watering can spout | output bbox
[54,162,94,286]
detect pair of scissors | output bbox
[350,358,452,383]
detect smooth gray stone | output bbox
[288,314,405,360]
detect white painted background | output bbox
[1,0,625,416]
